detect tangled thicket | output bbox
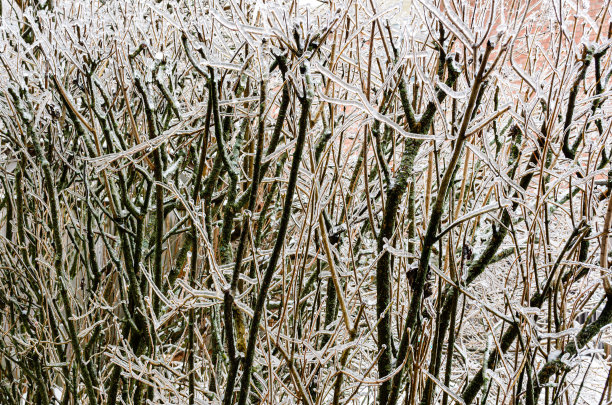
[1,0,612,404]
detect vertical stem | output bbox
[9,89,99,405]
[237,66,311,405]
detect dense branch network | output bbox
[0,0,611,404]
